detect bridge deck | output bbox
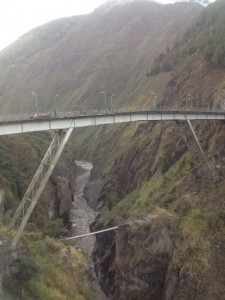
[0,109,225,136]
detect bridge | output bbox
[1,107,224,245]
[0,108,225,135]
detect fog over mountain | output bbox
[173,0,215,5]
[0,0,203,114]
[101,0,215,9]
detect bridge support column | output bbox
[6,127,74,245]
[177,120,215,180]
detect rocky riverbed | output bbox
[69,160,108,299]
[70,161,97,255]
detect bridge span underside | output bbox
[0,110,225,136]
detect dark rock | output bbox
[92,217,177,300]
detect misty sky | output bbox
[0,0,211,51]
[0,0,105,50]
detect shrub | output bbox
[161,154,172,174]
[3,256,39,296]
[200,0,225,67]
[43,219,68,238]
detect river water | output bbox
[70,161,108,299]
[69,160,97,256]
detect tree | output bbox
[43,218,68,238]
[11,257,39,284]
[3,256,39,296]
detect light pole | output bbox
[101,91,107,109]
[187,94,193,108]
[219,97,225,110]
[31,92,38,113]
[54,94,59,116]
[110,94,115,110]
[153,95,157,110]
[150,92,157,110]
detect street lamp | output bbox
[153,95,157,110]
[31,92,38,113]
[219,97,225,110]
[150,92,157,110]
[54,94,59,116]
[110,94,115,110]
[101,91,107,109]
[187,94,193,108]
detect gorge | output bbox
[1,0,225,299]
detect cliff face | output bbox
[90,52,225,298]
[54,174,75,225]
[114,222,174,300]
[92,167,225,300]
[0,132,76,230]
[92,214,177,300]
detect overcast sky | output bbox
[0,0,209,51]
[0,0,106,50]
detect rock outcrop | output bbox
[54,173,76,226]
[92,215,177,300]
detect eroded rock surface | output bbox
[70,161,97,255]
[92,216,177,300]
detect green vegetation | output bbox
[170,206,225,283]
[161,153,172,174]
[0,132,54,218]
[43,219,68,238]
[3,233,97,299]
[149,0,225,77]
[3,256,39,297]
[100,151,193,223]
[199,0,225,66]
[148,49,177,76]
[0,139,23,198]
[0,130,97,299]
[148,41,197,77]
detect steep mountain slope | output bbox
[0,1,202,114]
[84,2,225,299]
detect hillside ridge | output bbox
[0,1,202,114]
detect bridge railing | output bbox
[0,106,224,123]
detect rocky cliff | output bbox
[92,215,177,300]
[89,52,225,299]
[85,3,225,296]
[54,174,75,225]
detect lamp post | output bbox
[31,92,38,113]
[150,92,157,110]
[219,97,225,110]
[54,94,59,116]
[153,95,157,110]
[187,94,193,108]
[110,94,115,110]
[101,91,107,109]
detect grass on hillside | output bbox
[99,151,192,223]
[3,232,97,300]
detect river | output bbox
[69,161,108,299]
[69,160,97,256]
